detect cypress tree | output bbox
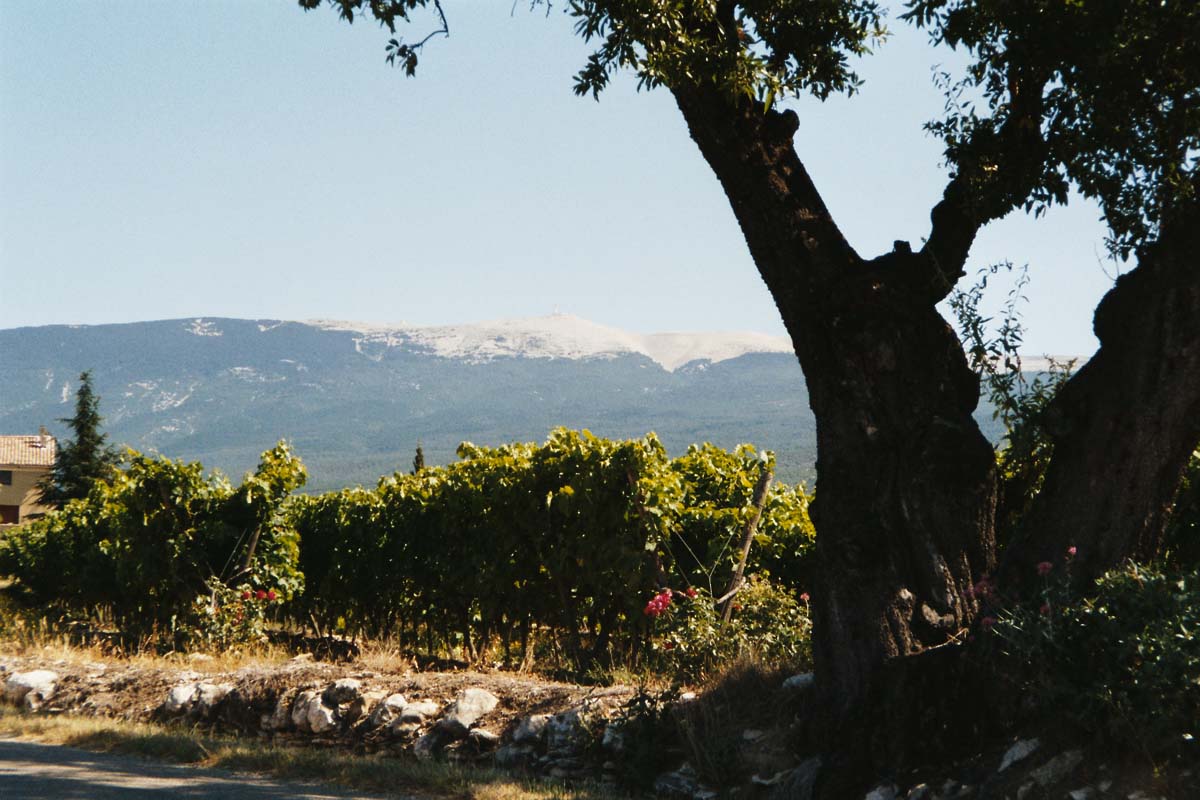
[38,370,119,506]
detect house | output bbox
[0,430,57,526]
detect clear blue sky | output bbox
[1,1,1116,355]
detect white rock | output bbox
[442,688,499,731]
[782,673,815,691]
[262,694,293,730]
[4,671,58,710]
[906,784,930,800]
[865,785,897,800]
[291,690,320,732]
[999,738,1041,771]
[306,695,337,734]
[195,683,233,711]
[164,684,198,714]
[399,698,440,723]
[1030,749,1084,788]
[413,731,439,760]
[322,678,362,706]
[513,713,550,743]
[601,721,625,752]
[367,693,408,728]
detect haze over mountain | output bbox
[1,315,829,492]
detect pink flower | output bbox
[799,592,810,603]
[255,589,268,600]
[644,590,672,618]
[1066,546,1077,558]
[685,587,697,599]
[1036,561,1053,577]
[980,616,997,630]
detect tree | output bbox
[300,0,1200,785]
[37,371,120,507]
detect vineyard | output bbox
[0,430,815,681]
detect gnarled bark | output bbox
[668,87,997,747]
[1005,199,1200,582]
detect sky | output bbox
[1,1,1118,355]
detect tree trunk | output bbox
[1006,202,1200,582]
[669,87,997,753]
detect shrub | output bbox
[647,576,812,682]
[989,561,1200,764]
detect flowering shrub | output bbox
[189,578,282,650]
[646,576,812,682]
[988,560,1200,763]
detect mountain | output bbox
[0,316,824,492]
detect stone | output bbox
[782,672,815,691]
[195,683,233,712]
[164,684,198,714]
[306,695,337,734]
[1029,750,1084,788]
[601,721,625,752]
[262,694,293,731]
[291,690,320,732]
[390,721,421,738]
[768,757,822,800]
[1016,783,1034,800]
[440,688,499,735]
[346,689,385,724]
[413,731,439,760]
[4,670,58,710]
[545,709,589,755]
[512,713,550,743]
[495,744,535,767]
[399,699,440,723]
[654,763,700,799]
[1068,788,1097,800]
[865,785,897,800]
[999,738,1041,771]
[322,678,362,707]
[367,693,408,728]
[905,784,930,800]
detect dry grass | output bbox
[0,707,625,800]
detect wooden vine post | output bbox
[720,462,774,624]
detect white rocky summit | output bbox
[307,313,793,372]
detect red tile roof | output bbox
[0,435,57,468]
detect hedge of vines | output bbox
[0,443,305,647]
[289,429,815,670]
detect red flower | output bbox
[685,587,698,599]
[731,603,742,612]
[663,641,675,650]
[267,590,277,601]
[255,589,268,600]
[644,590,672,617]
[240,590,252,600]
[1036,561,1053,577]
[1040,603,1051,616]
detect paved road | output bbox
[0,738,398,799]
